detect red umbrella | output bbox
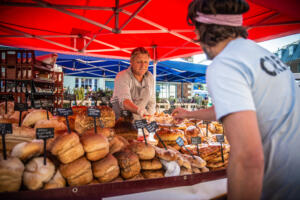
[0,0,299,61]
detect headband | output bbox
[195,12,243,27]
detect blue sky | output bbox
[192,33,300,64]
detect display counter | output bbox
[0,170,226,200]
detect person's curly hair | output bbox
[187,0,249,47]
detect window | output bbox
[278,50,282,59]
[169,84,177,98]
[289,46,294,56]
[81,78,84,88]
[157,84,168,98]
[94,79,98,91]
[105,80,114,90]
[80,78,93,89]
[75,78,79,88]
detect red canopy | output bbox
[0,0,299,61]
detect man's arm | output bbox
[123,99,139,114]
[172,105,216,121]
[223,110,264,200]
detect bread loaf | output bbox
[81,133,109,161]
[43,170,66,189]
[10,140,43,161]
[22,110,53,127]
[92,154,120,183]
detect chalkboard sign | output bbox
[34,101,42,109]
[14,103,28,111]
[191,137,202,145]
[57,108,73,116]
[36,128,54,140]
[146,121,158,133]
[87,108,101,117]
[134,119,147,129]
[0,123,12,135]
[216,134,225,143]
[176,136,184,147]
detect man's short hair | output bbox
[130,47,150,61]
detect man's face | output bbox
[130,53,149,77]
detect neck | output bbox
[133,74,143,82]
[213,37,240,56]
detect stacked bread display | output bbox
[0,108,228,193]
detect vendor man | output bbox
[111,47,156,120]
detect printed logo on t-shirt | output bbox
[260,55,288,76]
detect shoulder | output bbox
[115,69,131,81]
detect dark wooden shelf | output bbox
[33,78,54,84]
[0,170,226,200]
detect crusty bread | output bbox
[192,167,201,174]
[182,154,206,168]
[50,132,84,164]
[115,150,141,179]
[34,119,67,134]
[59,157,93,186]
[141,170,164,179]
[84,127,115,140]
[154,146,177,161]
[155,128,186,150]
[22,109,53,127]
[126,173,144,181]
[180,167,193,175]
[109,135,129,154]
[92,154,120,183]
[43,170,66,189]
[80,133,109,161]
[200,167,209,173]
[10,140,43,161]
[140,158,162,170]
[128,141,155,160]
[23,157,55,190]
[0,157,24,192]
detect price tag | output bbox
[34,100,42,109]
[191,137,201,145]
[145,121,158,133]
[14,103,28,111]
[57,108,73,133]
[134,119,147,129]
[36,128,54,165]
[87,108,101,117]
[216,134,225,143]
[176,136,184,147]
[191,137,201,157]
[0,123,12,160]
[57,108,73,116]
[134,119,147,145]
[36,128,54,140]
[216,134,225,163]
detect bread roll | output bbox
[51,132,84,164]
[140,158,162,170]
[12,124,35,138]
[80,133,109,161]
[89,179,100,185]
[84,127,115,140]
[23,157,55,190]
[155,128,186,150]
[128,141,155,160]
[34,119,67,134]
[142,170,164,179]
[0,157,24,192]
[22,109,53,127]
[11,140,43,161]
[60,157,93,186]
[127,173,144,181]
[185,126,200,144]
[200,167,209,173]
[43,170,66,189]
[154,147,177,161]
[111,176,124,183]
[182,154,206,168]
[92,154,120,183]
[115,150,141,179]
[109,135,129,154]
[180,167,193,175]
[192,167,201,174]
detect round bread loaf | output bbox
[180,167,193,175]
[142,170,164,179]
[84,127,115,140]
[154,147,177,161]
[92,154,120,183]
[0,157,24,192]
[59,157,93,186]
[23,157,55,190]
[109,135,129,154]
[43,170,66,189]
[115,150,141,179]
[80,133,109,161]
[22,109,53,127]
[140,158,162,170]
[50,132,84,164]
[34,119,67,134]
[182,154,206,168]
[10,140,43,161]
[128,141,155,160]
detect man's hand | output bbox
[171,107,190,123]
[137,107,149,117]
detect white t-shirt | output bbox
[207,38,300,200]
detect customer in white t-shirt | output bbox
[172,0,300,199]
